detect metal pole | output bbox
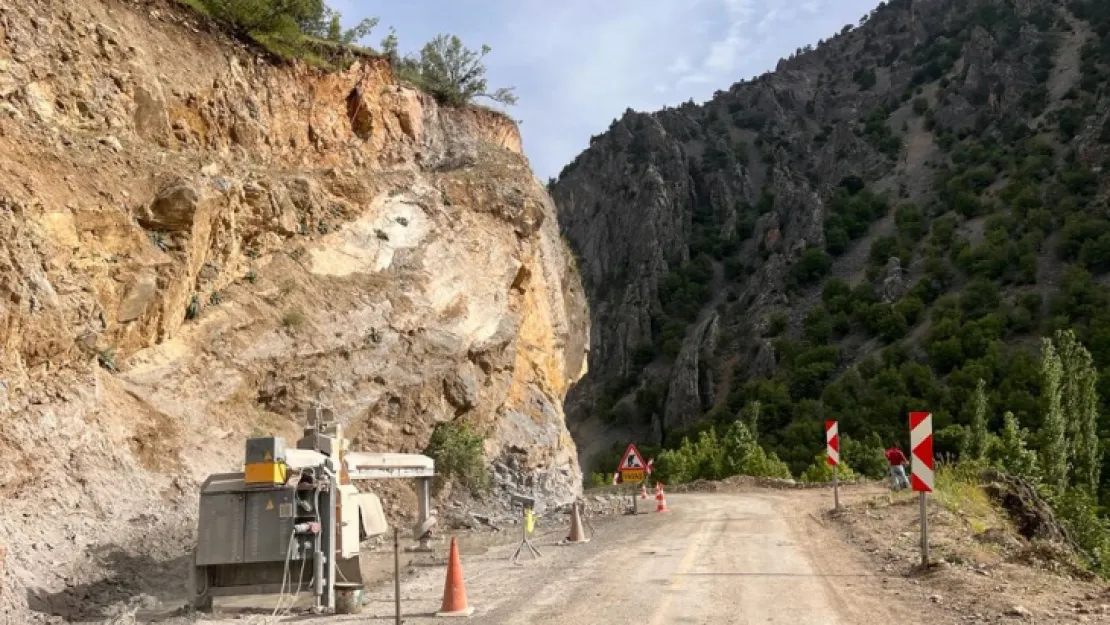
[919,491,929,566]
[832,465,840,511]
[325,475,337,611]
[394,527,401,625]
[417,477,431,549]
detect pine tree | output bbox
[744,400,762,442]
[1056,329,1083,443]
[992,411,1038,479]
[1052,329,1103,495]
[1074,344,1102,494]
[968,378,989,460]
[1040,336,1069,494]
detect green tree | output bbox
[743,400,762,441]
[201,0,324,36]
[1055,329,1102,494]
[989,411,1038,480]
[413,34,518,106]
[424,422,490,494]
[966,378,989,460]
[654,421,791,484]
[200,0,377,45]
[1040,336,1068,494]
[800,453,858,483]
[841,433,888,478]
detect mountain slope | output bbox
[552,0,1110,474]
[0,0,587,621]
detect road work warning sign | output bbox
[617,443,647,483]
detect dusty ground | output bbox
[121,484,1108,625]
[832,484,1110,623]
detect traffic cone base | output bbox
[437,537,475,618]
[436,607,476,618]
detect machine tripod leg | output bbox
[509,525,542,564]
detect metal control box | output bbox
[243,489,296,563]
[195,477,310,566]
[196,491,246,566]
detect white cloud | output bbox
[667,56,693,75]
[703,0,757,74]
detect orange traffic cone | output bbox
[656,485,670,513]
[640,485,648,500]
[436,537,475,617]
[655,482,663,496]
[565,501,590,544]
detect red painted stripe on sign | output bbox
[909,411,930,429]
[910,473,932,492]
[828,434,839,453]
[913,434,933,467]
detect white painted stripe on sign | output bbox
[913,462,934,488]
[826,422,837,441]
[910,414,932,447]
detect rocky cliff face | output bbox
[552,0,1109,469]
[0,0,587,621]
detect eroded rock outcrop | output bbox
[0,0,587,621]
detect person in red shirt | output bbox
[885,446,910,490]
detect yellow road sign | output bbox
[620,469,645,483]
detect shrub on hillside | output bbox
[799,453,858,483]
[198,0,378,65]
[654,421,791,484]
[424,422,490,494]
[841,433,888,478]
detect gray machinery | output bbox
[189,408,437,614]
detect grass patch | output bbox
[97,348,117,372]
[935,461,998,523]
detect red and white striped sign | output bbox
[825,420,839,466]
[909,411,934,492]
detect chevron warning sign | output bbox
[825,420,839,466]
[909,411,934,493]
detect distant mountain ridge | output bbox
[551,0,1110,475]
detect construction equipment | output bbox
[508,493,541,564]
[189,407,437,614]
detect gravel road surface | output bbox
[334,490,936,625]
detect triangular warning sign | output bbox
[264,451,272,460]
[616,443,647,472]
[266,499,274,511]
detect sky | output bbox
[329,0,881,180]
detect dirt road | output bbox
[336,490,946,625]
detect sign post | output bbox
[909,411,935,567]
[825,420,840,511]
[616,443,648,515]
